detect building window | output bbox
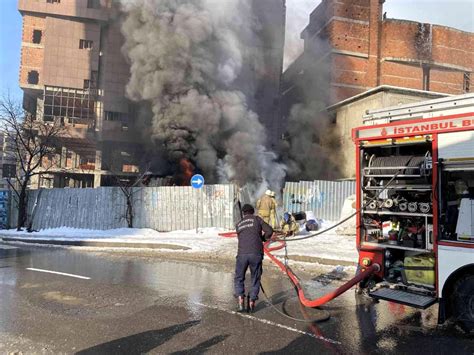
[46,0,60,3]
[32,30,42,44]
[87,0,100,8]
[104,111,127,122]
[43,86,98,125]
[79,39,93,50]
[2,164,16,179]
[27,70,39,85]
[83,80,91,89]
[464,72,471,93]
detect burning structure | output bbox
[119,0,286,193]
[18,0,286,191]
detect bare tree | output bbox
[0,95,64,230]
[113,168,151,228]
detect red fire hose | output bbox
[218,231,238,238]
[263,240,380,308]
[218,232,380,308]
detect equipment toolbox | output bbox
[404,255,435,286]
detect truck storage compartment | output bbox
[383,248,435,289]
[359,140,434,252]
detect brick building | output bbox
[18,0,286,188]
[280,0,473,177]
[281,0,473,122]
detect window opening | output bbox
[42,85,99,127]
[439,169,474,243]
[32,30,42,44]
[464,72,470,93]
[104,111,128,122]
[27,71,39,85]
[79,39,93,50]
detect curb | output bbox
[0,237,191,250]
[285,254,356,267]
[1,237,357,267]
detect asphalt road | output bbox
[0,243,472,354]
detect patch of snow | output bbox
[0,222,357,263]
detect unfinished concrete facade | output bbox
[19,0,141,188]
[328,86,448,178]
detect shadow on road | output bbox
[76,320,200,355]
[170,334,230,354]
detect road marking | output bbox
[195,302,341,345]
[26,268,91,280]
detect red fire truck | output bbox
[352,93,474,332]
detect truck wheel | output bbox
[451,274,474,333]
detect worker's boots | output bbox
[237,296,246,312]
[247,296,256,313]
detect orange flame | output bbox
[179,158,195,186]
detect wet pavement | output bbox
[0,242,472,354]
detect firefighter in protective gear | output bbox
[280,212,299,236]
[256,190,277,227]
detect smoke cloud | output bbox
[119,0,286,193]
[284,0,321,70]
[280,55,341,181]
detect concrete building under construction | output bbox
[18,0,286,188]
[18,0,143,188]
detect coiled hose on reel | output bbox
[367,154,429,176]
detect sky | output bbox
[0,0,473,99]
[0,0,22,100]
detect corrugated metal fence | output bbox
[8,180,354,231]
[17,185,236,231]
[283,180,355,221]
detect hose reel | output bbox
[366,153,432,176]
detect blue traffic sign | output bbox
[190,174,205,189]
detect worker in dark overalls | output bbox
[234,204,274,312]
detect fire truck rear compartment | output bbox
[360,140,437,295]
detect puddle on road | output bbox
[0,246,471,353]
[42,291,84,305]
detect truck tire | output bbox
[451,274,474,333]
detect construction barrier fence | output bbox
[6,180,355,231]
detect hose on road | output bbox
[263,239,380,308]
[218,171,399,315]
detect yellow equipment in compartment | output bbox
[404,255,435,286]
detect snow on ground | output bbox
[272,221,358,262]
[0,222,358,263]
